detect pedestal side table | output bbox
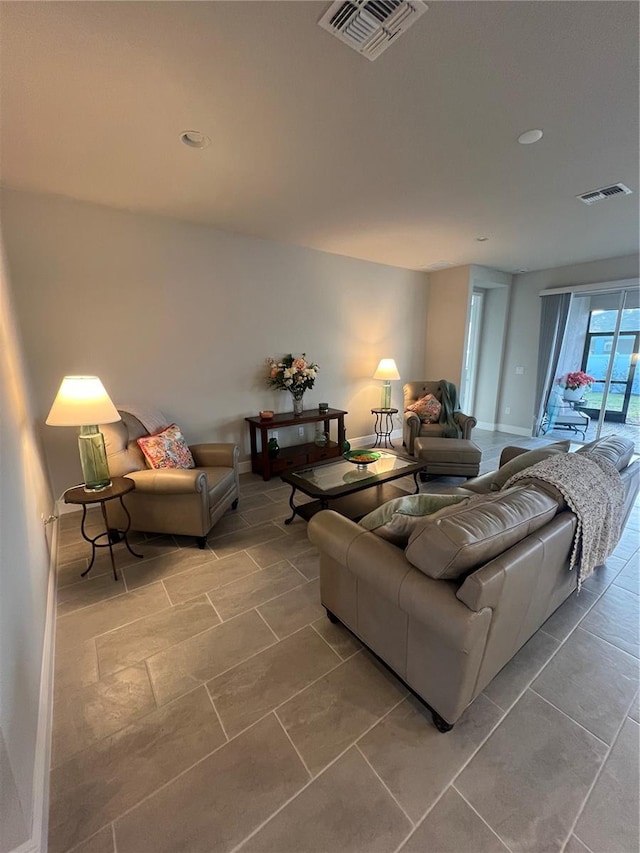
[63,476,143,581]
[371,408,399,449]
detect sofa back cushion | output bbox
[577,434,634,471]
[490,441,570,490]
[404,486,560,580]
[359,493,469,546]
[101,412,148,476]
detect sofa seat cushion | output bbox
[489,440,570,490]
[359,493,469,546]
[405,486,560,580]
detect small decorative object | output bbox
[407,393,441,423]
[373,358,400,409]
[267,437,279,458]
[556,370,595,402]
[259,410,274,420]
[318,402,329,414]
[343,430,351,453]
[343,449,381,470]
[265,353,319,416]
[314,429,328,447]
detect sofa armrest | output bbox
[454,412,477,439]
[124,469,207,495]
[403,411,421,455]
[307,510,369,566]
[190,443,239,468]
[308,511,484,644]
[498,445,529,467]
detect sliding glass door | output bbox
[538,285,639,445]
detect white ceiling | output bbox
[1,1,638,273]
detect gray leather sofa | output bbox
[308,435,639,731]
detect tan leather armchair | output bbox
[403,381,477,455]
[101,410,240,548]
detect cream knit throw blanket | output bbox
[503,453,624,589]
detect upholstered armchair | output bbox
[403,381,477,456]
[100,409,240,548]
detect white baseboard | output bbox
[475,421,496,431]
[13,519,57,853]
[494,423,532,437]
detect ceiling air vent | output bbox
[318,0,428,61]
[577,183,632,205]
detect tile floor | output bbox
[49,430,640,853]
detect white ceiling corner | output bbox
[0,0,637,273]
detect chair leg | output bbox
[196,536,207,550]
[231,498,239,510]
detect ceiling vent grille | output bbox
[577,183,632,205]
[318,0,427,61]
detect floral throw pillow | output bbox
[137,423,195,469]
[406,393,442,424]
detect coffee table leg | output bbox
[284,486,299,525]
[412,471,421,494]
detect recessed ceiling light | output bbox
[180,130,211,149]
[517,129,543,145]
[475,236,489,242]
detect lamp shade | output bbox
[373,359,400,381]
[46,376,120,426]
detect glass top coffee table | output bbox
[281,450,426,524]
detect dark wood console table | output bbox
[245,407,347,480]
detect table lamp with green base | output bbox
[373,358,400,410]
[46,375,121,492]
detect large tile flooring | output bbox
[49,430,640,853]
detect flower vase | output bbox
[563,387,584,402]
[292,395,304,416]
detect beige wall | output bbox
[1,189,429,498]
[500,255,640,433]
[0,235,54,849]
[423,265,472,385]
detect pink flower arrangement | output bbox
[266,353,319,399]
[556,370,596,391]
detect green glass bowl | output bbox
[343,450,381,468]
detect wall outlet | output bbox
[504,406,511,415]
[515,366,525,375]
[298,427,304,436]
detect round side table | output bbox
[371,408,399,449]
[64,476,143,581]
